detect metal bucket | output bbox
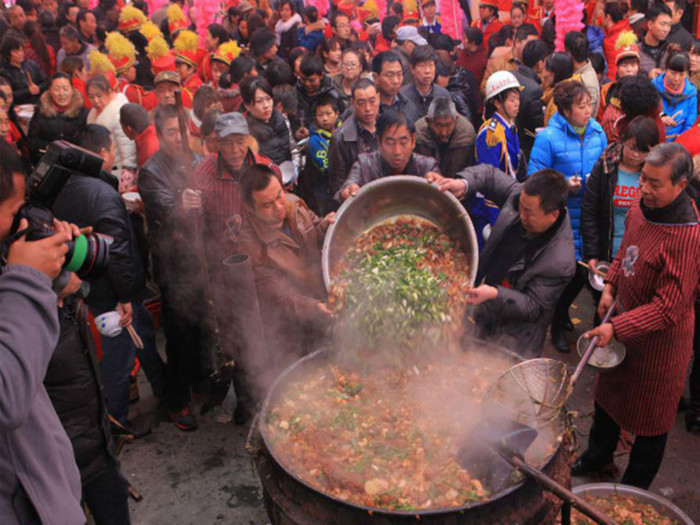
[322,176,479,290]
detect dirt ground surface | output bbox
[120,292,700,524]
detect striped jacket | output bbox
[595,194,700,435]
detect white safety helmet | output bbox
[484,71,522,102]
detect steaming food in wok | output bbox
[266,219,540,511]
[328,218,471,353]
[567,493,681,525]
[265,351,519,511]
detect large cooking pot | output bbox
[322,176,479,290]
[572,484,694,525]
[249,345,569,525]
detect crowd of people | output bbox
[0,0,699,522]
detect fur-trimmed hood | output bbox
[38,88,85,119]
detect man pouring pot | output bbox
[429,166,576,357]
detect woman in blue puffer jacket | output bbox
[528,79,607,353]
[652,51,697,142]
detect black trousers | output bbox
[552,265,588,330]
[580,402,668,489]
[690,300,700,408]
[160,286,206,412]
[83,460,131,525]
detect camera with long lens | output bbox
[6,141,112,281]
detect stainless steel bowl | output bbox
[587,261,610,292]
[576,334,626,370]
[572,483,694,525]
[322,176,479,289]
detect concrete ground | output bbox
[120,292,700,524]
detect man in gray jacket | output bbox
[0,143,84,524]
[430,165,576,356]
[338,110,441,201]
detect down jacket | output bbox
[52,171,146,315]
[246,109,292,166]
[44,299,115,485]
[651,74,698,141]
[87,92,137,171]
[27,89,88,164]
[528,111,607,259]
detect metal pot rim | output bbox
[572,483,694,525]
[321,175,479,290]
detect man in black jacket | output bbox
[138,104,206,431]
[399,45,451,119]
[327,78,380,199]
[51,125,166,427]
[372,51,420,123]
[296,55,343,126]
[664,0,693,49]
[45,294,131,524]
[430,166,576,357]
[513,39,548,157]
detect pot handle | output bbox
[245,412,262,457]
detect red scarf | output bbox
[51,99,70,114]
[664,75,685,95]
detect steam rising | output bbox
[257,217,563,510]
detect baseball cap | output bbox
[215,112,249,139]
[154,70,181,86]
[396,26,428,46]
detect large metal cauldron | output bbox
[249,345,571,525]
[322,176,479,290]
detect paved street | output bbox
[121,291,700,524]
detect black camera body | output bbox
[6,141,112,280]
[26,140,104,209]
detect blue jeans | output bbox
[94,302,166,423]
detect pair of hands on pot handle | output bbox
[341,173,468,202]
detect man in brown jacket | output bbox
[237,164,335,363]
[415,96,476,177]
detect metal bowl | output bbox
[576,334,626,370]
[588,261,610,292]
[572,483,694,525]
[322,176,479,289]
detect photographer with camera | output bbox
[50,126,166,428]
[0,140,85,524]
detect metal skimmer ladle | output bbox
[483,299,620,429]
